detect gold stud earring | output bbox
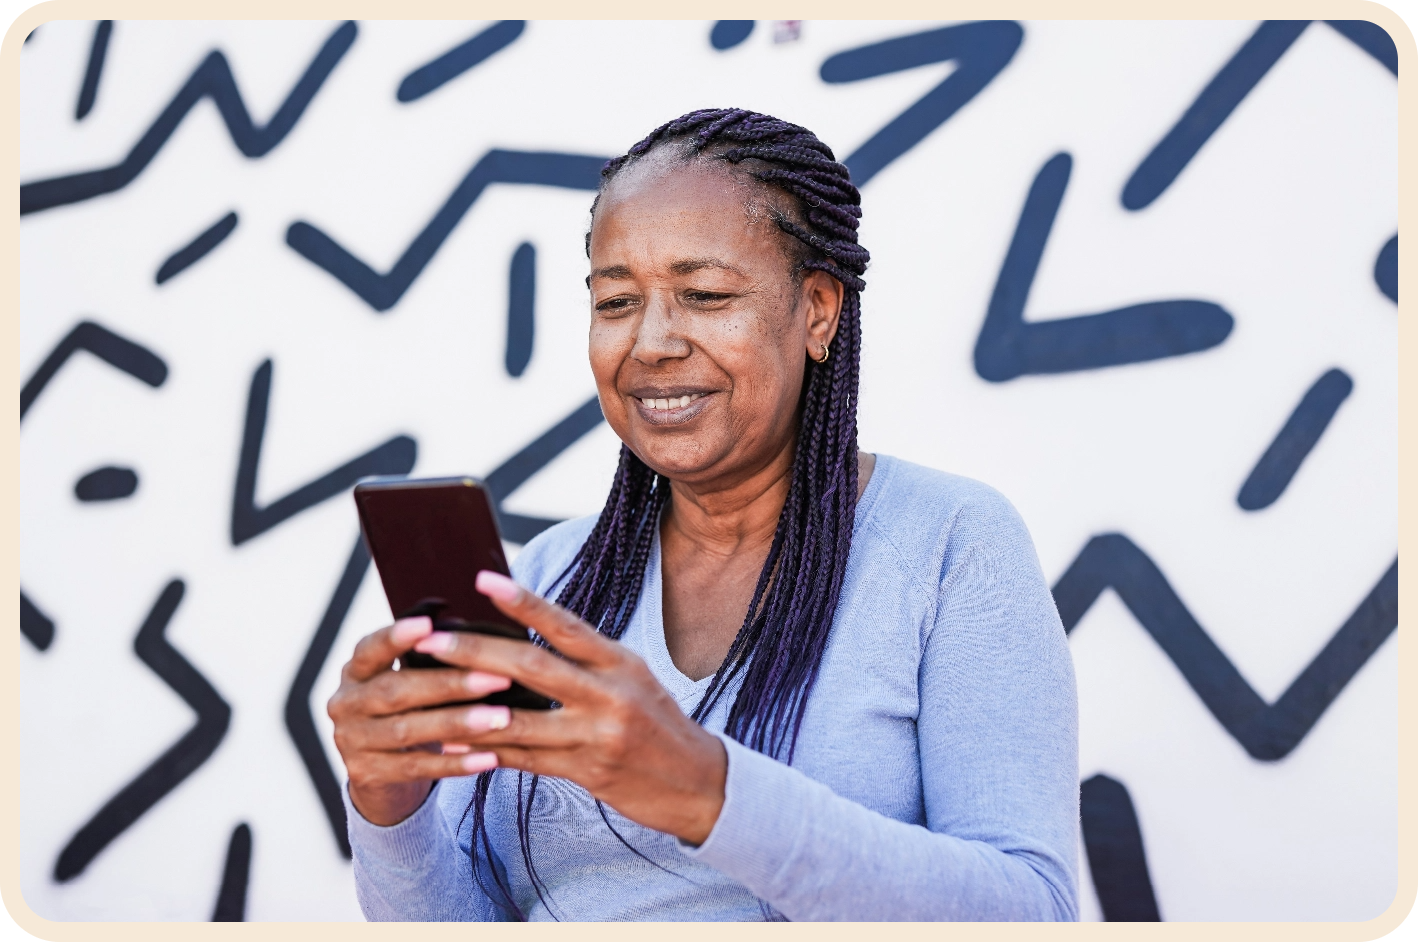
[814,342,830,364]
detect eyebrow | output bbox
[589,257,747,281]
[669,257,745,276]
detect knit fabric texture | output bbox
[345,454,1080,921]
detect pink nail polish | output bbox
[475,570,522,603]
[462,752,499,773]
[391,616,432,645]
[414,632,454,654]
[465,705,511,731]
[465,671,512,693]
[441,743,471,755]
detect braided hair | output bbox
[468,108,870,920]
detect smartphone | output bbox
[353,475,553,710]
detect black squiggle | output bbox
[21,321,167,420]
[820,21,1023,186]
[21,21,356,215]
[1054,534,1397,760]
[286,149,605,311]
[231,359,417,545]
[284,537,368,858]
[54,580,231,881]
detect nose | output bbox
[630,291,692,365]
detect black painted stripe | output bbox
[156,211,238,284]
[1237,369,1352,511]
[396,21,524,102]
[211,823,252,920]
[1081,775,1161,921]
[75,21,113,121]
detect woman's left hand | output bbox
[412,570,727,845]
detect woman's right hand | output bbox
[327,617,516,827]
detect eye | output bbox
[595,296,637,314]
[685,290,731,304]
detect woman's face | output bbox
[586,158,843,489]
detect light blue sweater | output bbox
[345,455,1080,921]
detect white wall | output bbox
[18,19,1397,921]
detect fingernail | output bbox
[475,570,522,604]
[441,743,471,755]
[462,752,499,773]
[414,632,454,654]
[465,705,511,731]
[465,671,512,694]
[392,617,432,645]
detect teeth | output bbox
[639,393,704,411]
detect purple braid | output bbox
[466,109,869,919]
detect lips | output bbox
[628,390,714,425]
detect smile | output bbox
[639,393,706,411]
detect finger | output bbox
[344,617,433,683]
[348,703,515,752]
[359,667,511,716]
[411,630,600,703]
[349,748,499,788]
[475,571,623,667]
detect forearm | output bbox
[345,780,500,921]
[680,736,1075,921]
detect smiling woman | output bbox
[328,109,1079,922]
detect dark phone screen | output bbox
[353,477,520,634]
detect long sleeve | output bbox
[678,492,1080,921]
[346,781,502,921]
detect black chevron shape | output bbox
[820,21,1023,187]
[1053,534,1397,761]
[21,21,356,215]
[285,396,605,855]
[285,149,607,311]
[975,153,1234,382]
[231,359,417,546]
[21,320,167,420]
[485,395,605,544]
[285,536,368,858]
[54,579,231,881]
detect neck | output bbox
[661,439,796,559]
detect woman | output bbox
[328,109,1079,921]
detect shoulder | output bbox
[508,513,599,598]
[861,455,1038,588]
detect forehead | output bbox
[590,158,783,258]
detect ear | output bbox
[802,270,845,361]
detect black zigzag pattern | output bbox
[1053,534,1397,761]
[54,580,231,881]
[21,21,356,215]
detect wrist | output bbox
[676,732,728,846]
[349,779,434,827]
